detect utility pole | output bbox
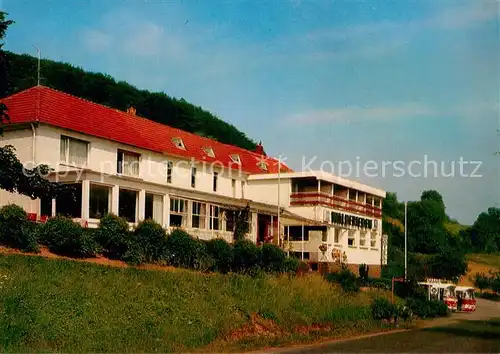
[277,155,281,248]
[33,45,41,86]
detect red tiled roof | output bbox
[1,86,292,174]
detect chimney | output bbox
[127,106,136,115]
[254,141,265,156]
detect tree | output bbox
[466,208,500,253]
[0,12,73,201]
[472,273,491,294]
[233,204,250,241]
[0,11,14,126]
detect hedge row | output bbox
[0,205,301,275]
[369,296,448,322]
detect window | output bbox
[213,172,218,192]
[117,149,140,176]
[170,198,187,227]
[366,195,373,206]
[119,188,137,222]
[56,183,82,218]
[334,228,340,244]
[230,154,241,164]
[241,181,245,199]
[374,198,381,208]
[209,205,220,230]
[89,184,110,219]
[203,146,215,158]
[191,166,197,188]
[41,197,52,217]
[349,190,357,201]
[145,193,163,223]
[231,179,236,198]
[371,232,377,248]
[60,136,88,166]
[360,231,367,247]
[322,231,327,242]
[172,137,185,150]
[166,161,173,184]
[192,201,206,229]
[348,230,356,247]
[257,161,268,171]
[289,226,309,241]
[225,209,235,232]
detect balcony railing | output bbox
[290,192,382,218]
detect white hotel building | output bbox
[0,86,386,275]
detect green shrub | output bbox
[97,214,131,259]
[282,257,300,274]
[192,241,214,272]
[122,239,145,265]
[232,239,261,273]
[134,220,168,263]
[326,268,359,293]
[395,303,413,322]
[37,216,99,257]
[370,278,392,290]
[165,229,203,269]
[405,298,449,319]
[371,298,395,320]
[0,204,38,252]
[205,238,233,273]
[261,243,286,273]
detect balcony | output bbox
[290,192,382,218]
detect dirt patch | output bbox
[227,314,285,342]
[294,323,332,336]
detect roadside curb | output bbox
[247,328,411,354]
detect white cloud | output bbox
[81,29,111,52]
[298,1,499,61]
[288,103,433,124]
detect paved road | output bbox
[266,299,500,353]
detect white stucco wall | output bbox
[0,128,39,213]
[245,178,291,206]
[34,124,247,199]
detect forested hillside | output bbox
[382,189,500,281]
[4,51,257,151]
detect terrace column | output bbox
[163,193,170,229]
[111,185,119,215]
[138,189,146,221]
[81,179,90,220]
[51,198,56,217]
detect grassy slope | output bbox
[0,254,388,352]
[460,253,500,287]
[467,253,500,270]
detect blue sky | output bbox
[1,0,498,224]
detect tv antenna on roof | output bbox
[32,44,41,86]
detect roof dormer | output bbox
[230,154,241,165]
[202,146,215,158]
[257,161,268,171]
[172,137,185,150]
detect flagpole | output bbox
[404,201,408,281]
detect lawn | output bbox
[0,253,389,352]
[289,319,500,353]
